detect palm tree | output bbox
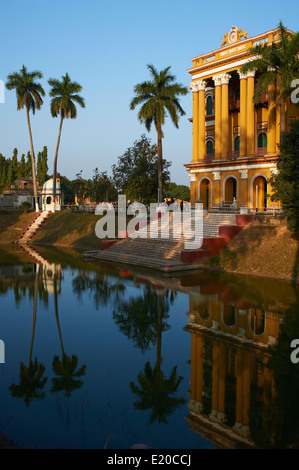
[130,65,188,203]
[6,66,45,212]
[240,22,299,143]
[48,73,85,211]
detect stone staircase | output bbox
[87,237,186,270]
[17,210,51,245]
[84,212,249,272]
[202,213,237,238]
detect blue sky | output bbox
[0,0,298,186]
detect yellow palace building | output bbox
[186,25,298,212]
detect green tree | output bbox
[48,73,85,211]
[12,148,18,182]
[112,134,171,203]
[18,153,26,178]
[240,22,299,142]
[37,146,48,186]
[270,120,299,234]
[130,65,188,203]
[6,158,13,185]
[60,175,75,204]
[25,151,32,177]
[73,170,90,202]
[164,182,190,201]
[6,65,45,212]
[0,154,5,186]
[92,168,117,202]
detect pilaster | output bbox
[246,71,255,156]
[238,70,247,157]
[213,75,222,159]
[220,73,230,159]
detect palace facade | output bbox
[186,26,299,212]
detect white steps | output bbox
[86,212,237,270]
[18,211,51,244]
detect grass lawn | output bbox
[0,211,37,244]
[207,220,299,283]
[32,211,103,249]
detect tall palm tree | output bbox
[241,22,299,143]
[130,65,188,203]
[48,73,85,211]
[6,66,45,212]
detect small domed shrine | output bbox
[42,177,62,212]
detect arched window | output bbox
[223,304,236,328]
[250,309,266,335]
[46,196,52,204]
[206,95,213,115]
[258,132,267,148]
[234,136,240,151]
[206,140,214,154]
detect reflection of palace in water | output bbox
[184,288,281,448]
[112,265,289,448]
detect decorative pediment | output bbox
[221,26,249,48]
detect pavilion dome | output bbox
[42,178,61,194]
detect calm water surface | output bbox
[0,245,299,449]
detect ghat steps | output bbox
[84,212,241,271]
[17,210,51,245]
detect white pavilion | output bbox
[42,177,62,212]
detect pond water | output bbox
[0,245,299,449]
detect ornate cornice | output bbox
[184,154,279,171]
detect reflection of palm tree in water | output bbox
[128,290,185,424]
[51,275,86,398]
[10,266,47,407]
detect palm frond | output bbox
[48,73,85,120]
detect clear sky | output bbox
[0,0,298,186]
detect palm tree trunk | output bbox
[157,131,163,204]
[26,106,39,212]
[280,98,286,145]
[53,115,64,212]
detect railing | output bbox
[255,147,267,156]
[204,153,214,162]
[61,204,96,212]
[227,151,239,160]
